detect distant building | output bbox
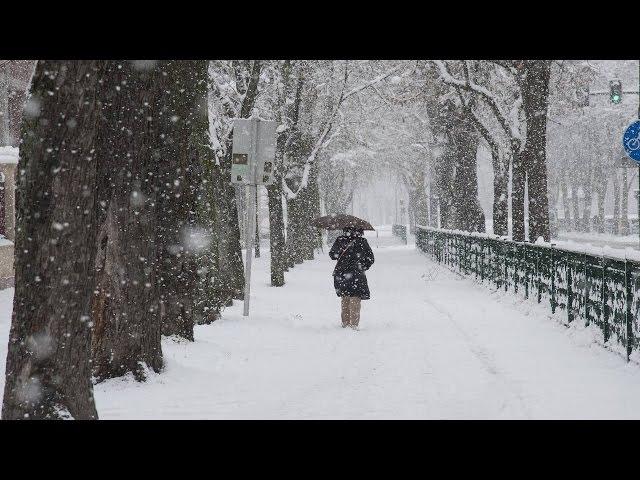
[0,60,34,289]
[0,60,36,146]
[0,147,16,288]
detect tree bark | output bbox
[156,60,208,341]
[522,60,552,242]
[267,174,286,286]
[512,153,526,241]
[621,167,630,235]
[582,172,594,233]
[612,171,620,234]
[2,60,104,419]
[570,185,580,232]
[561,177,572,231]
[451,123,485,233]
[90,60,174,382]
[595,170,607,234]
[267,103,290,286]
[492,148,509,236]
[212,167,245,303]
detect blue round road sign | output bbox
[623,120,640,163]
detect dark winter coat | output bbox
[329,233,375,300]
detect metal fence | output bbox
[416,225,640,362]
[392,224,407,244]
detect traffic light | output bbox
[610,79,622,104]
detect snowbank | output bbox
[416,225,640,262]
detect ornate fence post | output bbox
[512,243,520,293]
[625,259,633,361]
[567,257,574,324]
[583,254,590,325]
[535,249,541,303]
[601,257,608,341]
[480,238,485,282]
[493,241,500,289]
[503,243,508,292]
[524,244,529,300]
[550,245,556,314]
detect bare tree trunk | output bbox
[413,172,430,227]
[621,167,630,235]
[512,153,526,241]
[2,60,105,419]
[196,140,225,324]
[303,163,321,261]
[595,174,607,234]
[492,149,509,236]
[285,192,305,265]
[612,171,620,234]
[590,166,607,234]
[522,60,552,242]
[156,60,209,341]
[561,178,572,231]
[570,185,580,232]
[452,128,485,233]
[193,62,224,325]
[458,92,505,235]
[90,60,174,382]
[267,175,286,286]
[582,172,594,233]
[435,143,455,229]
[212,168,245,303]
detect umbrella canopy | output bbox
[311,214,374,231]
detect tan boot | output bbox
[349,297,361,330]
[341,296,350,328]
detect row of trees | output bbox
[319,60,630,245]
[1,59,403,419]
[546,84,639,236]
[4,59,624,418]
[2,60,221,418]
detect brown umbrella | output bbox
[311,214,375,231]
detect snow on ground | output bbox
[555,231,640,251]
[2,227,640,418]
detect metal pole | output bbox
[255,188,260,258]
[638,59,640,248]
[394,180,398,224]
[243,118,259,317]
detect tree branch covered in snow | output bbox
[432,60,523,152]
[283,63,405,200]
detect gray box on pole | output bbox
[230,117,277,317]
[231,118,277,185]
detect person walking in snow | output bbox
[329,227,375,329]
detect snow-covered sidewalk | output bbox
[2,231,640,419]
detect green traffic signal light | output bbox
[610,80,622,104]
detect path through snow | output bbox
[1,228,640,418]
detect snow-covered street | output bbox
[2,228,638,419]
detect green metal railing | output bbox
[416,226,640,363]
[392,224,407,244]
